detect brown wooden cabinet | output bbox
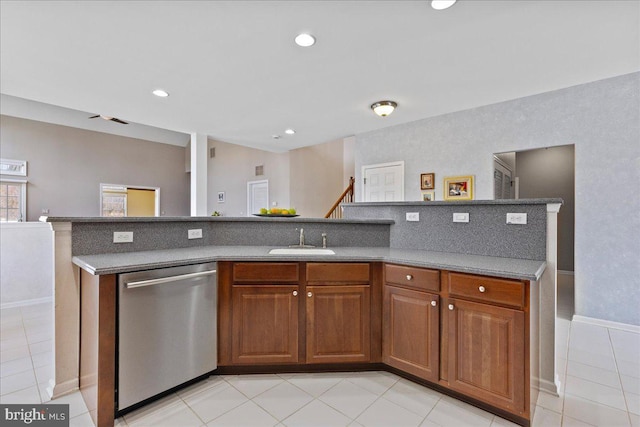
[443,271,528,418]
[231,285,299,364]
[383,285,439,382]
[307,284,371,363]
[306,262,372,364]
[382,264,440,382]
[217,261,533,425]
[226,262,301,365]
[446,297,525,415]
[221,262,376,366]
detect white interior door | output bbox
[362,161,404,202]
[247,180,269,216]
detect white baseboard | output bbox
[573,315,640,333]
[52,378,79,400]
[0,296,53,310]
[538,378,560,396]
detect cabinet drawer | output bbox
[233,263,299,283]
[306,263,369,283]
[447,272,525,309]
[385,264,439,292]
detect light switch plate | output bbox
[188,229,203,239]
[453,213,469,223]
[406,212,420,222]
[113,231,133,243]
[506,213,527,225]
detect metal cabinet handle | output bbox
[478,286,486,293]
[406,274,413,281]
[430,300,437,307]
[293,291,298,296]
[307,292,313,298]
[448,304,454,311]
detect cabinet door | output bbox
[306,285,370,363]
[383,285,439,382]
[231,285,299,364]
[447,298,525,415]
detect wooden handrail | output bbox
[325,177,355,219]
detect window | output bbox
[100,183,159,217]
[0,179,27,222]
[101,184,127,217]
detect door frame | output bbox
[99,183,161,217]
[246,179,269,217]
[360,161,405,202]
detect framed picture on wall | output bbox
[422,191,435,201]
[420,173,435,190]
[217,192,225,203]
[443,175,474,201]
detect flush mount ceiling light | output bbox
[284,128,296,135]
[152,89,169,97]
[431,0,457,10]
[294,33,316,47]
[371,101,398,117]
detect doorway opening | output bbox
[494,145,575,319]
[361,161,405,202]
[247,180,269,217]
[100,184,160,217]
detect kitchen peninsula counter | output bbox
[72,245,546,281]
[44,199,561,427]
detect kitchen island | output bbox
[44,199,561,427]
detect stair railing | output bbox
[324,177,355,219]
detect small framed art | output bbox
[422,191,435,201]
[443,175,474,201]
[420,173,435,190]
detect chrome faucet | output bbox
[290,228,315,248]
[322,233,327,248]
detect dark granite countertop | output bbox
[73,246,546,281]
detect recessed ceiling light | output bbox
[152,89,169,97]
[284,128,296,135]
[294,33,316,47]
[431,0,456,10]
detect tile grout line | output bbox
[607,327,634,427]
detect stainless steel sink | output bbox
[268,248,336,255]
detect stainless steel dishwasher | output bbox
[117,262,217,411]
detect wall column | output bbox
[190,133,208,216]
[539,202,562,396]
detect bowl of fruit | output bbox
[254,207,298,217]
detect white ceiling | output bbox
[1,1,638,152]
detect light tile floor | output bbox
[1,301,639,426]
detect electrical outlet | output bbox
[188,229,203,239]
[406,212,420,222]
[113,231,133,243]
[506,213,527,225]
[453,213,469,223]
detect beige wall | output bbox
[0,115,190,220]
[207,139,290,217]
[289,139,346,218]
[207,138,352,218]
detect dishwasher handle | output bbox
[125,269,217,289]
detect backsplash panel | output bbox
[343,200,556,260]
